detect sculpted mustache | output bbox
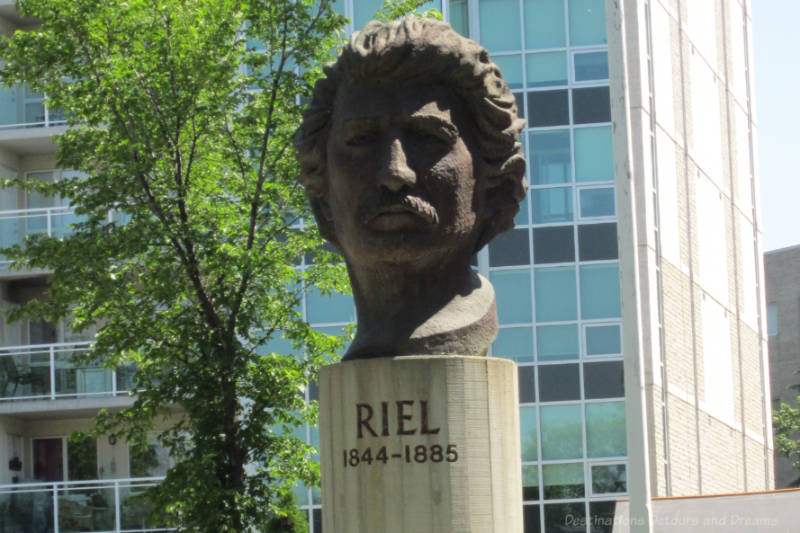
[360,194,439,225]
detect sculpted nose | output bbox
[378,138,416,192]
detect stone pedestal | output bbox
[318,355,522,533]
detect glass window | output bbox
[515,92,525,118]
[306,288,355,324]
[574,125,614,182]
[524,0,566,49]
[532,187,573,224]
[493,326,534,363]
[130,441,171,478]
[520,406,538,461]
[353,0,383,29]
[580,263,621,319]
[449,0,470,36]
[578,223,618,261]
[515,192,530,225]
[293,483,309,507]
[528,90,569,127]
[767,304,777,336]
[315,325,350,358]
[480,0,522,52]
[568,0,607,46]
[519,365,536,403]
[575,51,609,81]
[353,0,440,28]
[533,226,575,264]
[494,54,523,89]
[538,363,580,401]
[490,228,531,266]
[530,130,571,185]
[534,266,577,322]
[579,187,615,217]
[524,504,542,533]
[591,464,627,494]
[537,324,579,361]
[573,86,611,124]
[67,435,98,481]
[589,501,618,533]
[585,324,621,355]
[544,502,585,532]
[586,401,626,457]
[257,332,293,356]
[543,462,585,499]
[522,465,540,501]
[584,361,624,399]
[491,269,533,324]
[540,404,582,459]
[526,52,568,87]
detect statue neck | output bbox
[343,264,498,360]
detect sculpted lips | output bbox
[363,195,439,230]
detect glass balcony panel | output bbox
[55,349,112,396]
[120,484,164,531]
[52,212,85,238]
[0,85,18,126]
[58,486,114,532]
[0,215,24,250]
[0,349,51,399]
[0,488,55,532]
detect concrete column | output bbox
[319,355,522,533]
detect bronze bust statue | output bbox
[294,17,526,360]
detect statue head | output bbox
[294,17,526,270]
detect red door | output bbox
[33,437,63,481]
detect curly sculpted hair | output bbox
[294,17,527,252]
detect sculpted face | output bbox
[324,81,485,269]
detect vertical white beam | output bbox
[605,0,653,531]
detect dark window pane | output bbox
[515,91,525,118]
[544,502,585,532]
[308,379,319,402]
[533,226,575,264]
[589,501,618,533]
[573,86,611,124]
[528,90,569,127]
[519,365,536,403]
[523,504,541,533]
[578,223,618,261]
[591,464,627,494]
[584,361,625,399]
[490,228,530,266]
[313,508,321,532]
[538,363,580,402]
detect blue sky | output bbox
[752,1,799,251]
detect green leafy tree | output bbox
[774,396,800,481]
[0,0,350,530]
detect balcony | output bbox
[0,206,86,265]
[0,477,170,533]
[0,84,67,155]
[0,342,135,402]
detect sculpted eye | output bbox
[346,131,379,147]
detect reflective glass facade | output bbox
[478,1,624,530]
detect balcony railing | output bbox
[0,342,135,401]
[0,206,86,262]
[0,84,67,130]
[0,477,170,533]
